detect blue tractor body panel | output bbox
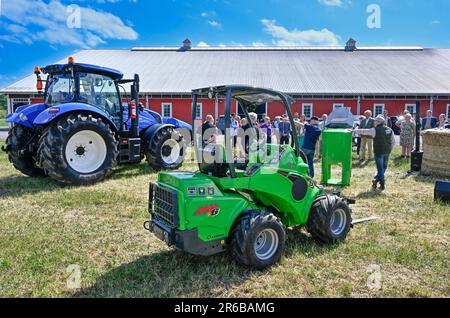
[6,103,47,128]
[32,103,118,129]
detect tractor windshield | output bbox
[79,73,121,117]
[45,74,75,105]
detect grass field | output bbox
[0,140,448,298]
[0,117,6,127]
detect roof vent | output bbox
[181,38,192,51]
[345,38,357,52]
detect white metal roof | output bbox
[2,46,450,95]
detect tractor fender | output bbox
[141,123,175,152]
[33,103,118,131]
[6,103,47,129]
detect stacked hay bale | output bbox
[421,129,450,178]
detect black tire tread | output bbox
[306,195,352,244]
[37,114,118,185]
[146,126,185,171]
[230,211,286,269]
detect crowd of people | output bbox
[200,108,449,191]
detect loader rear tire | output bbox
[38,114,118,185]
[230,211,286,269]
[307,195,352,244]
[146,126,186,171]
[6,125,44,177]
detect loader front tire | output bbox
[38,114,118,185]
[230,211,286,269]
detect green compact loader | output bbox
[146,86,354,269]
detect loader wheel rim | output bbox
[254,229,279,261]
[330,208,347,236]
[160,139,181,165]
[65,130,107,174]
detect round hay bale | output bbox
[421,129,450,178]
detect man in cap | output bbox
[295,116,322,178]
[354,115,395,191]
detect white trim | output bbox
[6,95,12,115]
[161,102,172,117]
[447,104,450,120]
[373,103,385,117]
[235,100,239,115]
[405,103,416,114]
[195,102,203,120]
[302,103,313,119]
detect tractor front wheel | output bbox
[230,211,286,269]
[38,114,118,185]
[5,125,44,177]
[146,126,186,171]
[307,195,352,244]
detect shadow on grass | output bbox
[0,174,61,199]
[73,230,331,298]
[355,189,386,199]
[73,249,252,298]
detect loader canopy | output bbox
[191,85,299,178]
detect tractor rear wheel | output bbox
[146,126,186,171]
[307,195,352,244]
[5,125,44,177]
[230,211,286,269]
[38,114,118,185]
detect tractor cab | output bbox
[37,59,126,127]
[191,85,308,179]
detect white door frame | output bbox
[161,102,172,117]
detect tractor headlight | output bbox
[19,113,28,122]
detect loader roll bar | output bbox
[191,85,301,178]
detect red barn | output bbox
[2,39,450,122]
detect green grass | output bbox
[0,117,6,127]
[0,141,448,298]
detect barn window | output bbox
[302,103,313,119]
[405,104,416,114]
[11,98,31,112]
[374,104,385,117]
[162,103,172,117]
[333,103,344,110]
[195,103,202,120]
[447,104,450,120]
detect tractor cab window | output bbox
[46,75,75,105]
[78,73,120,116]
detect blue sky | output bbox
[0,0,449,88]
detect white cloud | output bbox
[201,11,216,18]
[197,41,210,47]
[0,0,138,48]
[207,20,222,29]
[261,19,340,46]
[318,0,343,7]
[431,20,441,25]
[252,41,266,47]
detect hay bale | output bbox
[421,129,450,178]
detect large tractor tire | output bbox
[146,126,186,171]
[307,195,352,244]
[38,114,118,185]
[5,125,44,177]
[230,211,286,269]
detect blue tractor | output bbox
[3,58,191,185]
